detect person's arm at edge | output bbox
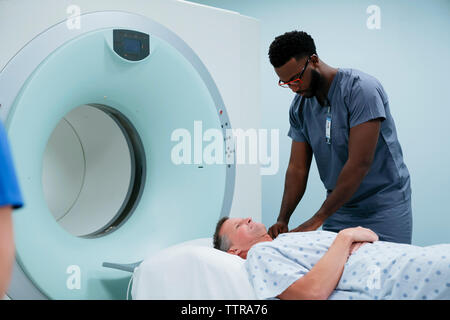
[0,205,14,298]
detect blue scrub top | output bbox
[288,68,411,212]
[0,122,23,209]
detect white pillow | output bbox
[131,239,257,300]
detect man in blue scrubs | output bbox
[267,31,412,244]
[0,121,23,297]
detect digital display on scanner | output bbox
[123,38,141,54]
[113,29,149,61]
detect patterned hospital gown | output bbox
[245,231,450,300]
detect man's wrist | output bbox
[337,229,354,245]
[276,217,289,225]
[315,207,331,221]
[276,213,290,224]
[308,213,325,229]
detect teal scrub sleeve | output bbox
[348,77,387,128]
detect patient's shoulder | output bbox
[247,241,277,258]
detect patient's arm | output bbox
[277,227,378,300]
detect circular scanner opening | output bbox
[42,104,146,238]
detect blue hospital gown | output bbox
[245,231,450,300]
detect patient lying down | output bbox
[213,217,450,300]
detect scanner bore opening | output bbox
[42,104,146,238]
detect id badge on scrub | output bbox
[325,106,331,144]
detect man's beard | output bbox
[298,69,323,98]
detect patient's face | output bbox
[220,217,267,252]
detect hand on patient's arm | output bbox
[277,227,378,300]
[0,206,14,298]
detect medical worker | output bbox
[0,121,23,297]
[267,31,412,243]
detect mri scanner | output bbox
[0,0,261,299]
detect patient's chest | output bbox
[269,231,338,269]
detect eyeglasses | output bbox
[278,56,311,88]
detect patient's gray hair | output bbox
[213,217,231,251]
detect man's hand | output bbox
[268,221,288,239]
[339,226,378,256]
[340,226,379,243]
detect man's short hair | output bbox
[213,217,231,251]
[268,30,317,68]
